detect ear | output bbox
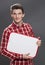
[22,13,25,17]
[10,13,13,18]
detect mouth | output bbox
[16,18,20,20]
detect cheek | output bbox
[13,15,16,19]
[19,15,24,18]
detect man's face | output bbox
[11,9,25,23]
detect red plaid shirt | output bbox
[1,22,34,65]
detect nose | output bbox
[16,14,19,17]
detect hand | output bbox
[36,40,41,46]
[23,53,32,59]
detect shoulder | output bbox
[23,22,32,29]
[3,23,12,33]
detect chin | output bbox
[15,21,20,24]
[15,20,21,23]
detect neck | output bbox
[14,21,23,26]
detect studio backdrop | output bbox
[0,0,45,65]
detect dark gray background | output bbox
[0,0,45,65]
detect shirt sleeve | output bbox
[1,29,23,60]
[27,23,41,40]
[0,46,1,55]
[27,23,35,37]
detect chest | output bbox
[11,26,31,36]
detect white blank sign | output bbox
[7,33,38,58]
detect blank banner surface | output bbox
[7,33,38,57]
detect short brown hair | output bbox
[10,3,24,14]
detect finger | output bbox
[26,53,30,56]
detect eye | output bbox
[19,13,21,14]
[18,13,22,15]
[13,13,16,15]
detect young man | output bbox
[1,3,41,65]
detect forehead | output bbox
[12,9,23,13]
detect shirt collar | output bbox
[12,21,25,28]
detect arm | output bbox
[27,23,35,37]
[1,30,23,60]
[27,23,41,47]
[23,23,41,59]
